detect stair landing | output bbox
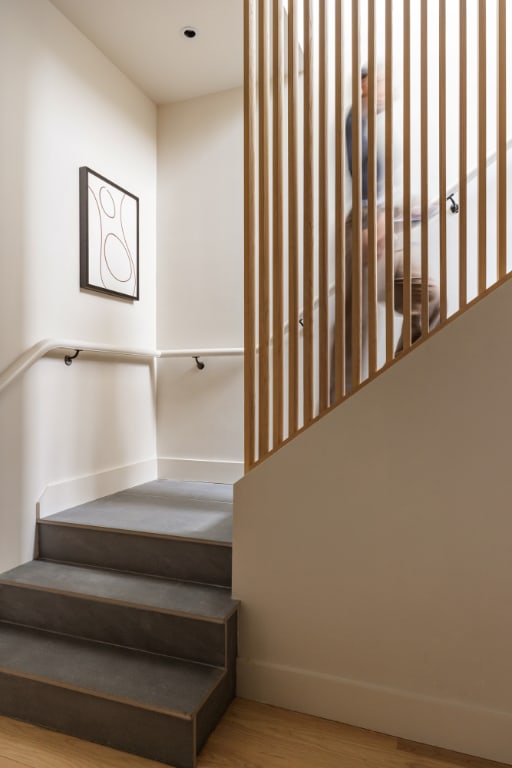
[37,480,234,587]
[42,479,233,543]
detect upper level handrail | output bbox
[446,137,512,198]
[0,340,244,396]
[159,348,244,358]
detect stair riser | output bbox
[0,585,232,667]
[0,671,197,768]
[197,666,236,752]
[37,523,232,587]
[197,614,238,751]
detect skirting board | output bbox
[237,658,512,765]
[37,460,158,519]
[158,458,244,484]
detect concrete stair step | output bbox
[0,622,232,768]
[37,481,233,587]
[0,560,238,666]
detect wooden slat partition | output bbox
[385,0,394,361]
[257,0,270,458]
[439,0,447,322]
[333,0,345,404]
[318,0,329,413]
[367,0,378,374]
[303,0,314,425]
[351,0,362,391]
[478,0,487,294]
[287,0,299,434]
[459,0,467,308]
[420,0,429,336]
[272,0,284,446]
[497,0,507,279]
[402,0,412,352]
[244,0,511,470]
[244,0,256,471]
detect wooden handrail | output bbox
[0,341,244,396]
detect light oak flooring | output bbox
[0,698,508,768]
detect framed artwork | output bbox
[79,167,139,300]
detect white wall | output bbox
[156,88,244,482]
[0,0,158,570]
[233,276,512,764]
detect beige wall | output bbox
[0,0,158,570]
[234,277,512,764]
[156,88,244,481]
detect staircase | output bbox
[0,480,238,768]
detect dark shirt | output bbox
[345,107,383,204]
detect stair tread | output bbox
[1,561,238,621]
[41,481,232,544]
[0,623,224,716]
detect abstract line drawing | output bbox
[79,167,139,300]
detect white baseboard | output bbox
[236,658,512,765]
[37,459,158,519]
[158,458,244,484]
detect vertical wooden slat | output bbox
[318,0,329,413]
[420,0,429,334]
[385,0,394,360]
[367,0,378,375]
[497,0,507,279]
[244,0,256,471]
[402,0,412,351]
[351,0,362,391]
[333,0,345,402]
[272,0,284,447]
[478,0,487,294]
[288,0,299,434]
[459,0,467,307]
[303,0,314,423]
[439,0,447,321]
[258,0,270,457]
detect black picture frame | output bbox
[79,166,139,300]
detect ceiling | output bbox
[48,0,244,104]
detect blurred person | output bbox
[330,67,440,402]
[345,65,385,204]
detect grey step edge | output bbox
[0,561,238,621]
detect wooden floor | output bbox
[0,698,508,768]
